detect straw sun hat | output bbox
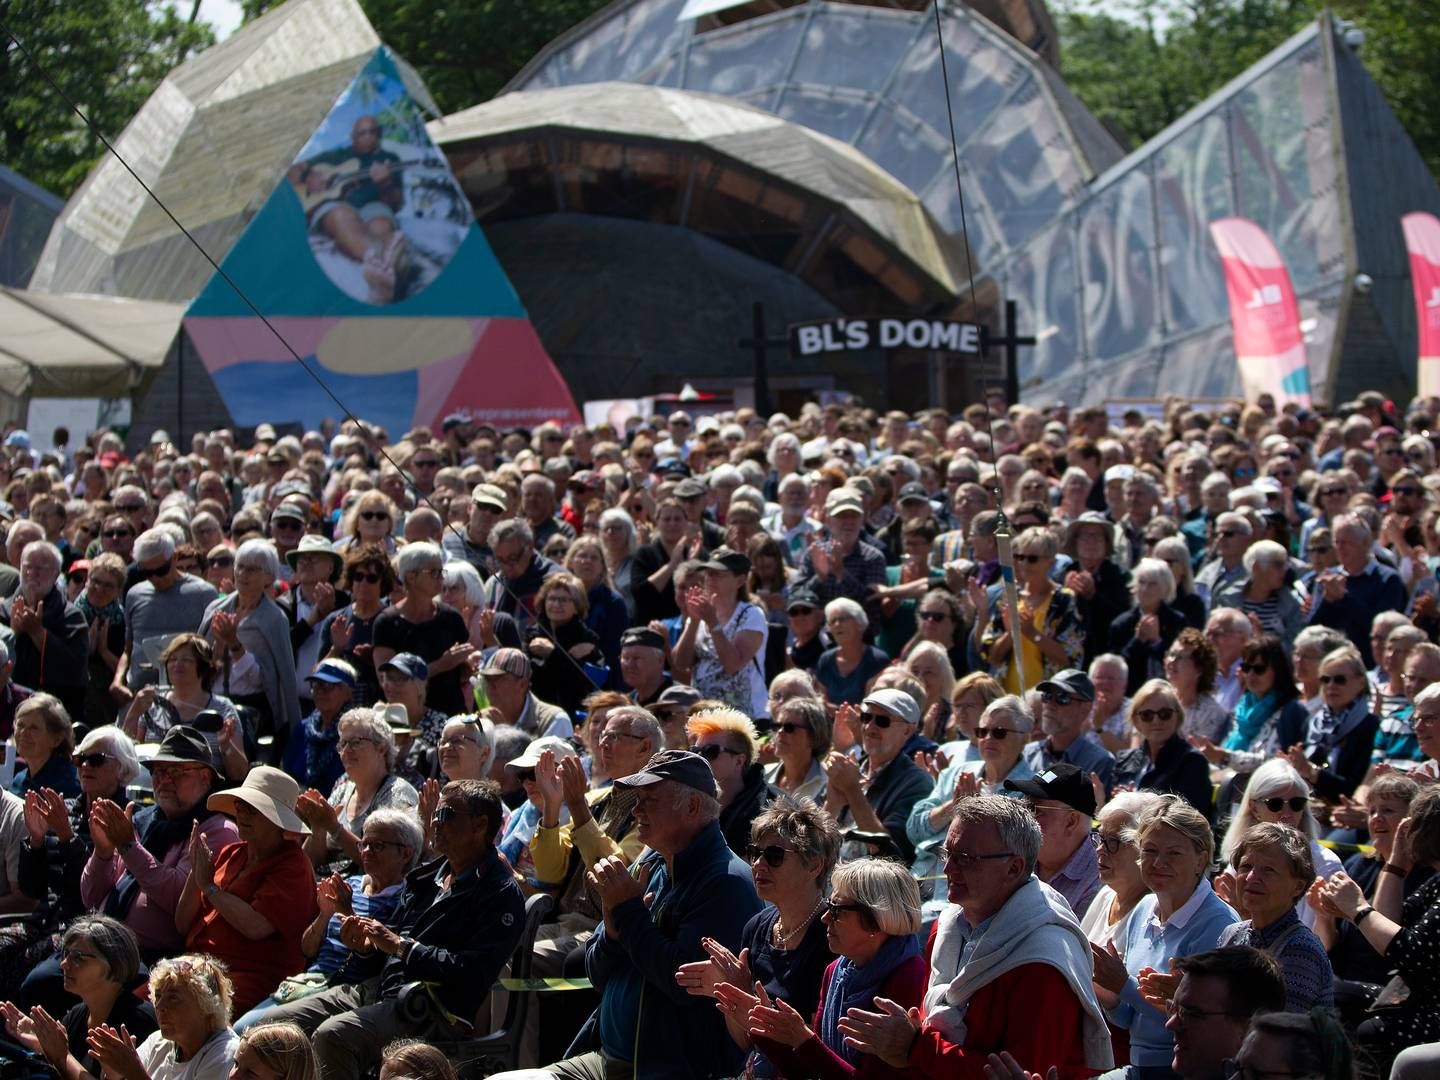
[207,765,309,835]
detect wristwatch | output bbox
[1353,905,1377,926]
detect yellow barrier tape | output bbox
[497,977,595,992]
[1318,838,1376,857]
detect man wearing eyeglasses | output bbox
[1195,512,1252,600]
[261,779,524,1080]
[1025,670,1115,796]
[1004,764,1102,920]
[840,794,1112,1078]
[1162,947,1286,1079]
[481,519,563,639]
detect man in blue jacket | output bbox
[529,749,762,1079]
[1308,515,1406,667]
[259,778,525,1080]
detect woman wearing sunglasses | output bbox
[979,527,1084,695]
[332,491,399,557]
[1283,646,1379,802]
[1219,760,1342,929]
[318,545,396,709]
[676,798,840,1078]
[716,857,925,1080]
[1197,635,1309,776]
[907,695,1035,900]
[764,697,832,803]
[1112,679,1214,820]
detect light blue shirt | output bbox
[1023,732,1116,794]
[1109,879,1238,1067]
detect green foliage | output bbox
[1055,0,1440,179]
[242,0,613,114]
[0,0,214,197]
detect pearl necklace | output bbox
[772,897,825,950]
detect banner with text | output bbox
[1208,217,1312,407]
[788,317,981,358]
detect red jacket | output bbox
[908,922,1097,1080]
[757,953,928,1080]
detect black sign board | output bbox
[788,316,982,358]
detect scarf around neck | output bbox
[1225,689,1280,752]
[818,932,922,1066]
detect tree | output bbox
[1,0,213,197]
[243,0,613,115]
[1055,0,1440,179]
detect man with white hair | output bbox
[838,795,1112,1077]
[1206,607,1254,712]
[114,528,220,702]
[1195,511,1253,600]
[521,473,576,551]
[1309,514,1406,668]
[760,473,820,568]
[0,541,86,719]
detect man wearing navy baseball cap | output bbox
[1005,762,1102,919]
[535,750,761,1079]
[1026,669,1116,796]
[283,658,358,792]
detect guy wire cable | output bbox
[2,22,606,695]
[930,0,1029,690]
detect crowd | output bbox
[0,388,1435,1078]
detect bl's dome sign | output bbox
[789,317,982,357]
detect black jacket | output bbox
[1110,602,1188,695]
[718,765,778,858]
[0,585,88,719]
[277,585,352,659]
[375,847,526,1021]
[1114,734,1215,821]
[1073,558,1131,664]
[527,616,604,717]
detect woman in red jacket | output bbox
[717,857,926,1079]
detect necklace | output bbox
[772,896,825,950]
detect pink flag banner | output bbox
[1402,212,1440,399]
[1208,217,1312,407]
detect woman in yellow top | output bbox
[979,526,1084,693]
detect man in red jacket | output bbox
[839,795,1113,1079]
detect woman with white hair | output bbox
[763,432,803,502]
[1080,791,1163,950]
[1151,535,1206,631]
[88,952,239,1078]
[439,560,486,648]
[597,507,639,620]
[200,538,300,758]
[1214,538,1304,646]
[1109,557,1187,695]
[1219,759,1342,926]
[815,598,889,706]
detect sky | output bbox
[160,0,245,40]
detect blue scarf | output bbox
[77,593,124,627]
[1224,690,1279,752]
[818,931,922,1066]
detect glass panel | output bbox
[1078,168,1160,360]
[920,165,1001,270]
[1231,39,1344,293]
[1160,327,1244,401]
[962,80,1075,253]
[555,0,692,86]
[1154,110,1232,335]
[683,13,805,97]
[1085,349,1162,403]
[1007,222,1080,388]
[877,11,1022,140]
[854,103,950,198]
[791,8,917,94]
[774,86,875,145]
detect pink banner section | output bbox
[1208,217,1312,407]
[1402,212,1440,399]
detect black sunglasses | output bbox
[350,571,382,584]
[859,711,894,729]
[1319,674,1349,686]
[1261,796,1307,813]
[775,722,811,735]
[359,510,390,521]
[1041,690,1074,706]
[141,560,173,579]
[102,529,133,539]
[973,726,1011,740]
[696,744,741,762]
[432,805,471,823]
[73,752,112,768]
[1134,707,1175,723]
[745,844,792,868]
[822,898,868,919]
[918,611,949,622]
[1240,662,1270,675]
[1013,553,1045,564]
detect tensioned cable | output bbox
[2,23,606,694]
[930,0,1028,688]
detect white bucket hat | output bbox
[207,765,309,835]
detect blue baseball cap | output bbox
[380,652,428,681]
[306,659,357,687]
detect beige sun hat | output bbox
[207,765,309,835]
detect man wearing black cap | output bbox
[1026,669,1115,795]
[514,750,760,1080]
[874,481,938,564]
[618,627,670,707]
[1004,763,1102,919]
[673,477,725,550]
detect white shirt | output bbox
[137,1028,238,1080]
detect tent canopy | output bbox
[0,288,184,398]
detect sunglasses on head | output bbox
[1319,674,1349,685]
[1261,796,1308,813]
[73,752,112,768]
[1134,707,1175,723]
[745,844,793,868]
